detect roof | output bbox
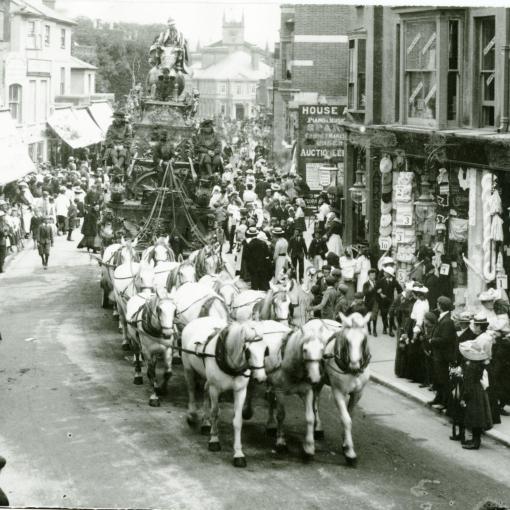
[192,50,273,81]
[11,0,76,25]
[70,56,97,70]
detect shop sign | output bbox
[397,269,410,285]
[394,184,412,202]
[298,104,345,187]
[439,263,450,276]
[396,243,416,263]
[394,228,416,244]
[396,172,414,186]
[395,209,414,226]
[379,236,392,251]
[497,276,508,290]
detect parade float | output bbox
[103,18,220,252]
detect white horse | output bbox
[141,237,176,267]
[112,246,141,350]
[304,314,371,466]
[165,260,196,292]
[128,288,177,407]
[99,242,123,308]
[230,290,267,321]
[199,274,242,311]
[181,317,267,467]
[171,281,230,332]
[264,326,324,459]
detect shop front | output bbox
[353,126,510,307]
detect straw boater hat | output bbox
[412,284,429,294]
[18,181,28,188]
[383,266,395,276]
[271,183,281,191]
[245,227,259,238]
[457,310,474,323]
[472,312,488,325]
[272,227,284,236]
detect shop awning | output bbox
[0,109,36,186]
[47,107,104,149]
[88,101,113,133]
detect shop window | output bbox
[348,38,366,111]
[59,67,65,95]
[478,17,495,127]
[37,141,45,161]
[404,20,437,125]
[8,84,22,124]
[447,20,460,123]
[28,143,36,162]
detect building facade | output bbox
[190,13,273,121]
[272,4,361,155]
[0,0,112,165]
[342,6,510,306]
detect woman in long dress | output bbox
[272,228,290,281]
[327,217,343,257]
[356,247,372,293]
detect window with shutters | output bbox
[478,17,496,127]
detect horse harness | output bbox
[322,331,371,375]
[176,327,265,377]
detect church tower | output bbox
[222,11,244,46]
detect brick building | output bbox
[272,4,361,156]
[342,6,510,306]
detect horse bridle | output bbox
[244,335,266,372]
[323,331,371,375]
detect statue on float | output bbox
[104,110,133,171]
[194,120,223,176]
[148,17,189,101]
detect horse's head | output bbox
[242,322,268,383]
[336,313,372,374]
[178,262,196,285]
[272,290,290,322]
[153,243,174,265]
[283,330,324,385]
[217,280,240,309]
[118,244,137,265]
[154,287,176,339]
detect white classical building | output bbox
[190,14,272,120]
[0,0,112,168]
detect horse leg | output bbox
[265,387,277,437]
[120,315,130,351]
[183,363,198,426]
[232,384,248,467]
[147,355,160,407]
[274,391,287,453]
[207,384,221,452]
[242,379,254,420]
[132,336,143,385]
[160,345,173,395]
[313,386,325,440]
[332,388,356,466]
[200,381,211,435]
[301,389,316,460]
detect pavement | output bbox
[1,233,510,509]
[367,331,510,448]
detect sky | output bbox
[58,0,283,50]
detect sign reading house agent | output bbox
[298,105,345,191]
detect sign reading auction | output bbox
[298,105,345,191]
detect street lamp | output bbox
[414,174,436,220]
[349,168,367,205]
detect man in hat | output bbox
[36,216,54,269]
[195,120,222,177]
[155,17,189,70]
[478,288,499,321]
[244,227,272,291]
[288,228,308,283]
[226,191,241,254]
[55,186,70,235]
[104,110,132,170]
[376,266,402,336]
[347,292,368,316]
[428,296,457,408]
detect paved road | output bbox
[1,237,510,510]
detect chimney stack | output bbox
[42,0,56,10]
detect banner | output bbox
[297,105,345,191]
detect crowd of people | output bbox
[1,115,509,452]
[0,156,109,271]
